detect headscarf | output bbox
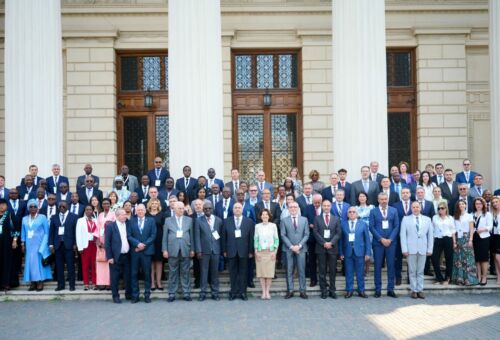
[27,199,38,209]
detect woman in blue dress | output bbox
[20,199,52,291]
[356,192,375,275]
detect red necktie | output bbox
[325,214,329,225]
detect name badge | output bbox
[0,228,2,235]
[235,229,242,238]
[28,230,34,239]
[53,188,57,194]
[58,226,65,235]
[176,230,183,238]
[142,198,148,203]
[24,194,29,201]
[212,230,220,240]
[155,180,161,187]
[323,230,330,239]
[348,233,355,242]
[457,231,463,239]
[382,220,389,229]
[88,233,94,241]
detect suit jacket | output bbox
[469,186,486,198]
[135,185,151,203]
[392,200,413,223]
[175,177,197,200]
[221,215,254,258]
[254,201,281,225]
[17,185,37,201]
[350,180,379,206]
[207,193,222,209]
[105,221,129,262]
[194,214,223,255]
[418,199,435,218]
[46,175,69,194]
[0,188,10,200]
[77,187,104,205]
[455,171,477,186]
[400,215,434,255]
[296,194,313,216]
[112,174,139,193]
[380,189,400,206]
[369,173,385,184]
[330,201,350,222]
[162,215,194,257]
[49,212,78,250]
[256,181,274,199]
[8,199,27,228]
[147,168,171,189]
[389,182,409,197]
[280,215,309,252]
[126,216,156,256]
[449,196,473,215]
[68,203,85,218]
[56,192,72,205]
[312,213,341,254]
[205,178,225,191]
[36,199,48,216]
[339,181,352,203]
[321,186,340,203]
[242,200,257,222]
[20,176,44,187]
[215,198,235,220]
[159,188,180,202]
[369,206,400,246]
[76,174,100,191]
[439,181,459,201]
[339,219,371,258]
[225,181,240,197]
[495,189,500,196]
[431,174,447,186]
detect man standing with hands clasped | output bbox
[400,201,433,299]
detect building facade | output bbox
[1,0,498,191]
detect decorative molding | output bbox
[413,28,472,36]
[62,29,118,38]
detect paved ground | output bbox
[1,293,499,339]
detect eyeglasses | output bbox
[348,211,357,214]
[249,190,257,192]
[459,188,467,191]
[463,163,471,166]
[155,161,162,163]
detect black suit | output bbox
[77,187,103,205]
[175,177,197,201]
[105,221,132,300]
[49,212,78,290]
[68,203,85,218]
[147,168,170,189]
[449,196,473,215]
[46,176,69,194]
[7,200,25,288]
[127,216,156,299]
[17,185,37,201]
[254,201,281,225]
[135,186,151,203]
[222,216,254,297]
[439,181,459,202]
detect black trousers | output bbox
[247,257,255,285]
[317,251,337,293]
[228,256,248,296]
[110,253,131,299]
[193,256,201,287]
[131,252,152,299]
[306,240,318,283]
[431,236,454,282]
[9,243,22,288]
[55,245,75,289]
[0,235,12,288]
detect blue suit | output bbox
[330,201,350,222]
[242,200,257,223]
[49,212,78,290]
[0,188,9,200]
[215,198,235,220]
[56,191,72,205]
[206,178,224,191]
[147,168,170,189]
[339,182,352,203]
[339,219,371,293]
[175,177,197,201]
[455,171,477,186]
[256,181,274,199]
[369,206,400,293]
[17,185,37,201]
[46,176,69,194]
[495,189,500,196]
[127,216,156,299]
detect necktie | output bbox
[236,217,241,229]
[382,208,387,219]
[405,201,408,214]
[139,218,144,233]
[350,221,355,233]
[55,176,58,185]
[207,216,212,230]
[338,203,343,215]
[12,200,18,213]
[224,199,228,211]
[306,196,311,204]
[38,200,43,209]
[60,213,65,225]
[185,178,189,188]
[87,188,91,199]
[438,175,443,184]
[325,213,329,225]
[72,204,77,214]
[416,216,420,233]
[265,201,269,210]
[143,186,147,196]
[363,181,368,193]
[235,181,239,190]
[260,182,263,191]
[49,207,53,217]
[465,172,469,182]
[293,216,297,229]
[478,187,482,195]
[156,169,160,178]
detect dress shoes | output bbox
[144,297,152,303]
[309,281,317,288]
[396,278,402,286]
[69,287,75,292]
[284,292,294,299]
[247,282,255,288]
[387,291,398,298]
[183,296,192,302]
[358,292,368,298]
[411,292,418,299]
[211,295,220,301]
[241,294,248,301]
[167,296,175,303]
[228,294,235,301]
[113,297,122,304]
[417,292,425,299]
[198,295,206,302]
[125,295,132,300]
[329,292,337,299]
[344,292,353,299]
[300,292,308,299]
[374,292,381,298]
[321,292,328,299]
[131,298,140,304]
[55,287,64,292]
[28,284,36,291]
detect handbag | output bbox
[96,247,107,262]
[42,254,54,267]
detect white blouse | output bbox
[472,212,493,239]
[492,212,500,235]
[422,183,437,202]
[432,215,455,238]
[454,213,473,238]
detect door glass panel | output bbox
[123,117,148,177]
[388,112,411,167]
[143,56,161,91]
[238,115,264,182]
[256,55,274,89]
[271,114,297,187]
[155,115,169,169]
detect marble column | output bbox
[331,0,388,174]
[168,0,224,179]
[490,0,500,190]
[5,0,63,187]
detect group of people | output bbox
[0,158,499,302]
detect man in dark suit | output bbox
[455,159,477,187]
[389,174,408,202]
[77,177,103,205]
[313,199,342,299]
[206,168,224,191]
[76,163,100,190]
[162,202,195,302]
[392,187,413,285]
[305,193,322,287]
[380,177,401,206]
[45,194,58,221]
[175,165,197,201]
[7,188,25,288]
[222,202,254,301]
[351,166,380,206]
[321,172,340,203]
[46,164,69,194]
[255,170,274,199]
[296,183,313,214]
[147,157,171,189]
[331,189,350,222]
[127,204,156,303]
[55,182,72,205]
[369,161,385,184]
[415,187,436,218]
[194,202,223,301]
[68,192,85,217]
[34,189,48,216]
[215,186,235,220]
[338,168,352,203]
[449,184,473,216]
[369,192,400,298]
[225,168,241,198]
[207,183,222,208]
[158,177,179,204]
[135,175,151,203]
[339,207,371,298]
[17,175,37,201]
[105,208,132,304]
[254,188,281,225]
[49,201,78,291]
[19,164,43,187]
[439,169,459,201]
[469,174,487,198]
[431,163,446,186]
[0,176,9,200]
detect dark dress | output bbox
[493,213,500,254]
[472,214,490,262]
[147,212,166,261]
[0,212,16,288]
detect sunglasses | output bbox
[438,207,446,210]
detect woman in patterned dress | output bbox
[451,200,478,285]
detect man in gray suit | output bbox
[351,166,380,206]
[194,202,223,301]
[281,202,310,299]
[400,201,433,299]
[114,165,139,193]
[162,201,195,302]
